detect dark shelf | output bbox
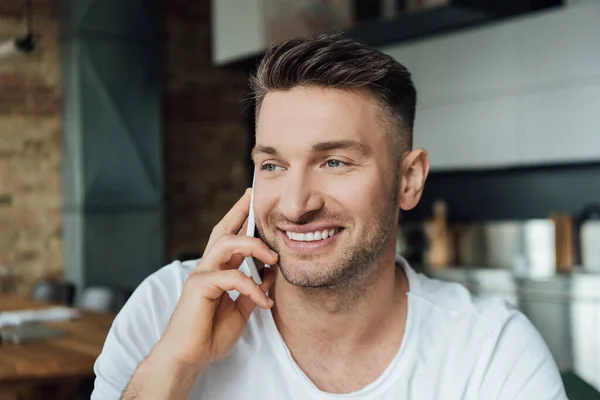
[222,4,495,71]
[221,1,564,71]
[343,4,491,49]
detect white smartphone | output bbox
[240,170,264,285]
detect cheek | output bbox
[252,185,279,225]
[325,174,386,215]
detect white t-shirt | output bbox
[92,259,567,399]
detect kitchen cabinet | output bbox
[413,97,519,170]
[517,84,600,165]
[514,5,600,166]
[381,1,600,171]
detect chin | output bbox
[276,255,360,289]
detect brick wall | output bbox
[0,0,251,293]
[163,0,251,260]
[0,0,62,293]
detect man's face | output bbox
[252,86,400,288]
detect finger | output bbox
[200,269,273,309]
[237,216,249,236]
[199,235,278,272]
[236,267,276,319]
[229,253,244,269]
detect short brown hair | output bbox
[249,32,417,152]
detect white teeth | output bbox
[285,228,339,242]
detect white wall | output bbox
[380,2,600,171]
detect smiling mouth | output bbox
[284,228,341,242]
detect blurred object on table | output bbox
[401,217,560,278]
[0,294,115,399]
[30,279,75,306]
[550,212,575,273]
[76,286,132,313]
[457,219,556,278]
[424,199,452,269]
[76,287,116,313]
[454,222,485,267]
[577,203,600,273]
[0,324,67,345]
[0,306,80,328]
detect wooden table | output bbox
[0,295,115,398]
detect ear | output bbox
[398,148,429,211]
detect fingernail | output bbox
[270,250,278,258]
[267,297,274,306]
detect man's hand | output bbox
[121,189,278,399]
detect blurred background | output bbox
[0,0,598,398]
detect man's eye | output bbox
[263,163,281,172]
[326,159,345,168]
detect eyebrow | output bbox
[311,140,370,155]
[251,145,278,160]
[251,140,370,160]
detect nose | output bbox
[278,171,324,222]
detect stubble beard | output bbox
[260,182,399,291]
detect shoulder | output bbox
[405,265,565,399]
[132,258,197,303]
[407,265,548,353]
[407,266,519,331]
[91,259,198,399]
[476,307,566,399]
[111,258,197,341]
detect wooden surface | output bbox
[0,295,115,385]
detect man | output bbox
[92,33,566,399]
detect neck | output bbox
[270,243,409,351]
